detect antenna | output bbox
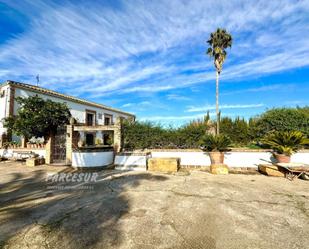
[36,74,40,86]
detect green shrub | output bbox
[122,120,208,150]
[122,107,309,150]
[220,117,250,146]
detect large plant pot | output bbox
[209,152,224,164]
[274,153,291,163]
[208,152,229,175]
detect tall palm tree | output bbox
[206,28,232,135]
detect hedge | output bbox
[122,107,309,150]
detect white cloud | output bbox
[139,111,239,122]
[166,94,191,101]
[122,101,151,108]
[122,103,134,108]
[186,103,264,113]
[284,100,308,105]
[0,0,308,96]
[139,113,214,121]
[221,84,296,96]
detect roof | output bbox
[1,80,135,118]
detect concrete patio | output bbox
[0,161,308,249]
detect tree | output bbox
[206,28,232,134]
[254,107,309,138]
[3,96,71,139]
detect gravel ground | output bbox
[0,161,308,249]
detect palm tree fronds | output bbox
[261,131,309,156]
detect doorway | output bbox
[52,126,66,164]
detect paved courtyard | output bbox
[0,161,308,249]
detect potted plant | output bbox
[36,137,45,149]
[201,134,231,174]
[78,139,85,148]
[95,138,103,146]
[28,137,37,149]
[262,131,309,163]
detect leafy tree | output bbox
[3,96,71,139]
[206,28,232,135]
[254,107,309,138]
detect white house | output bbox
[0,80,135,145]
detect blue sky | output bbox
[0,0,308,126]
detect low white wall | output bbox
[151,151,211,167]
[0,149,46,158]
[114,153,149,171]
[291,153,309,164]
[72,151,114,167]
[114,155,148,167]
[114,151,309,169]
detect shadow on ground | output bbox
[0,167,168,249]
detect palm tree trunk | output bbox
[216,70,220,135]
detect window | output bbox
[104,117,110,125]
[86,113,94,126]
[98,113,103,119]
[85,109,96,126]
[104,114,113,125]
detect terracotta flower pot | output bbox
[208,152,229,175]
[274,153,291,163]
[209,151,224,164]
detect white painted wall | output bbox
[114,151,309,170]
[1,84,133,139]
[72,151,114,167]
[291,152,309,164]
[114,155,148,166]
[0,85,10,136]
[151,151,211,166]
[13,87,132,125]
